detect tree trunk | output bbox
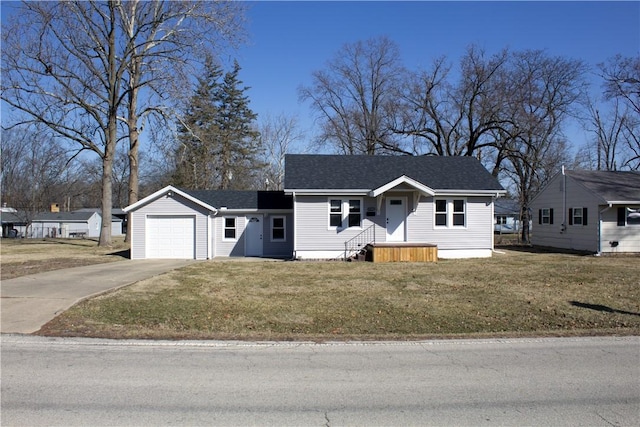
[100,139,115,247]
[125,83,140,244]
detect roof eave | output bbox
[123,185,218,214]
[283,188,370,196]
[434,189,507,196]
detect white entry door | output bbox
[245,215,263,257]
[386,197,406,242]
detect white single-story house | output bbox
[1,208,28,238]
[124,154,506,260]
[494,199,522,234]
[530,169,640,254]
[30,211,122,238]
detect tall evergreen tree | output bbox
[216,61,262,189]
[174,60,261,189]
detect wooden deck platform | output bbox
[365,243,438,263]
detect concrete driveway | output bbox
[1,259,195,334]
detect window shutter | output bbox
[550,209,554,225]
[583,208,588,226]
[568,208,573,225]
[618,207,626,226]
[538,209,542,225]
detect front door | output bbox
[245,215,263,257]
[386,197,406,242]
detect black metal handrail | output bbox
[344,224,376,260]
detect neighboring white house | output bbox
[124,155,506,260]
[494,199,522,234]
[30,211,123,238]
[530,169,640,254]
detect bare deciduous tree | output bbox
[2,1,124,245]
[299,36,406,155]
[395,47,511,160]
[259,113,305,190]
[116,0,245,241]
[1,0,246,246]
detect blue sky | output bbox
[236,1,640,148]
[1,1,638,152]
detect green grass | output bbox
[38,251,640,340]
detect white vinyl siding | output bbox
[410,196,493,251]
[531,173,600,252]
[213,212,294,257]
[295,194,494,254]
[296,196,376,252]
[602,206,640,253]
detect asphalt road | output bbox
[1,335,638,426]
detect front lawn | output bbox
[37,250,640,340]
[1,237,129,280]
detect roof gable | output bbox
[284,154,504,193]
[123,186,218,213]
[567,170,640,203]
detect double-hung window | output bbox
[348,199,361,227]
[435,199,448,226]
[569,207,587,226]
[539,208,553,225]
[453,199,466,226]
[329,198,362,229]
[224,217,236,240]
[271,216,286,241]
[329,199,343,227]
[435,199,466,228]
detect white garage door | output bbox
[146,215,195,259]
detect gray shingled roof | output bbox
[32,211,98,222]
[181,190,293,210]
[284,154,504,191]
[0,211,28,224]
[567,170,640,202]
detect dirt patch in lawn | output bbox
[37,251,640,341]
[1,237,129,280]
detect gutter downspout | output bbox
[292,192,297,259]
[597,205,612,256]
[561,166,567,234]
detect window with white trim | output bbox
[328,198,362,229]
[540,208,553,225]
[329,199,342,227]
[271,216,286,241]
[224,217,236,240]
[348,199,361,227]
[435,199,466,228]
[569,207,587,226]
[453,199,466,226]
[435,199,447,226]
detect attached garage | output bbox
[124,185,294,260]
[146,215,195,259]
[124,187,217,260]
